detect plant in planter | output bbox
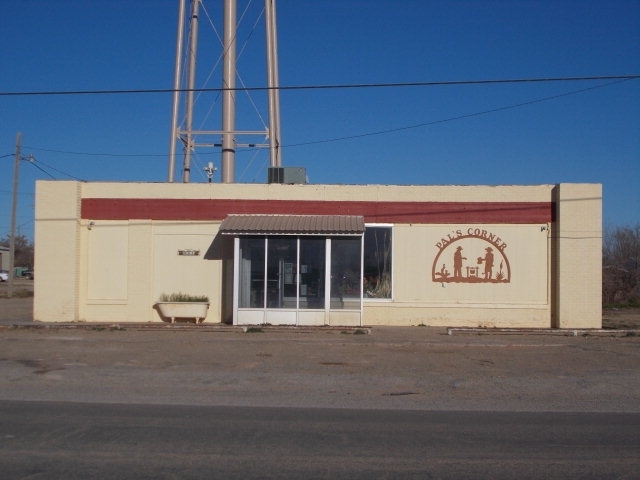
[155,293,210,324]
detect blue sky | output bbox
[1,0,638,241]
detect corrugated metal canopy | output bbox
[219,214,365,236]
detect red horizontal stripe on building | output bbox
[81,198,553,224]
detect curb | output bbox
[2,323,637,337]
[447,327,640,337]
[0,322,372,334]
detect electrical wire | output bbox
[21,147,167,158]
[283,78,636,149]
[27,158,85,181]
[24,161,56,179]
[15,75,639,160]
[1,75,637,97]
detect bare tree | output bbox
[603,225,640,305]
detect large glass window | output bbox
[330,237,362,309]
[239,237,265,308]
[299,238,325,309]
[238,235,363,310]
[363,226,392,299]
[267,238,297,308]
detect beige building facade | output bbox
[33,181,602,328]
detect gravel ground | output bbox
[602,307,640,329]
[2,279,639,328]
[1,325,639,412]
[1,283,639,413]
[0,283,640,412]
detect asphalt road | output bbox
[1,401,638,480]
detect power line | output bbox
[22,146,168,158]
[25,160,55,179]
[284,78,635,148]
[13,76,638,161]
[0,190,35,197]
[27,158,85,181]
[1,75,638,97]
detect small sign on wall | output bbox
[178,249,200,256]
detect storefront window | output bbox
[239,237,265,308]
[330,237,362,309]
[364,226,392,299]
[267,238,297,308]
[299,238,325,309]
[239,235,362,311]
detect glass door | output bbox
[235,235,363,326]
[266,238,297,308]
[299,237,325,309]
[238,237,265,308]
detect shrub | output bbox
[159,292,209,302]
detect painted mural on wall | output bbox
[432,228,511,283]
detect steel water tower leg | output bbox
[221,0,237,183]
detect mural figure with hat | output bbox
[453,246,466,278]
[478,247,495,280]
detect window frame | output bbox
[236,235,363,311]
[363,223,394,302]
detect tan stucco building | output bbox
[33,180,602,328]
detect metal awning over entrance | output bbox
[219,214,365,236]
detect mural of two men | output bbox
[452,245,495,280]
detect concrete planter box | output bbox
[156,302,210,324]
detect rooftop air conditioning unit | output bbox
[268,167,307,184]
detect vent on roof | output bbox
[268,167,307,184]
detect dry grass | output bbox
[602,307,640,329]
[0,288,33,299]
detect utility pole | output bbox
[8,132,21,298]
